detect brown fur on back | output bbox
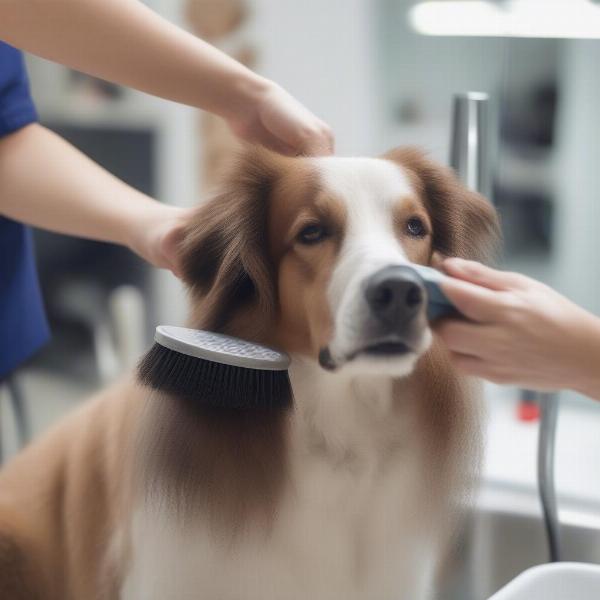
[0,380,141,600]
[0,513,40,600]
[140,398,290,535]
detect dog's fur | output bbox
[0,147,499,600]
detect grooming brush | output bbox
[409,264,462,321]
[138,326,292,410]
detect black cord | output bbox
[537,391,561,562]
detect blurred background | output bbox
[1,0,600,597]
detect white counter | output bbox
[480,383,600,528]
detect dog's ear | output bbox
[178,148,283,334]
[385,147,501,262]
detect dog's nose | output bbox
[365,266,425,327]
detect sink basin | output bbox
[488,563,600,600]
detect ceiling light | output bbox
[409,0,600,39]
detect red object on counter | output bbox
[518,399,541,422]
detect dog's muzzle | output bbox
[364,265,425,331]
[319,265,428,371]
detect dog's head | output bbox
[179,147,499,378]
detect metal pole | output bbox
[450,92,490,196]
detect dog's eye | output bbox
[297,223,328,245]
[406,217,427,238]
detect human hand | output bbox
[435,258,600,399]
[226,80,334,156]
[128,205,193,278]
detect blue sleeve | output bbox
[0,41,38,137]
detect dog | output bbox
[0,146,499,600]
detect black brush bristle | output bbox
[137,343,293,410]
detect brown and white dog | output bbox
[0,147,499,600]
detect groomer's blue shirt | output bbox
[0,41,49,380]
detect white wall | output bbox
[149,0,201,327]
[377,0,507,162]
[249,0,380,156]
[554,40,600,315]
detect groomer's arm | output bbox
[436,258,600,401]
[0,124,189,276]
[0,0,333,156]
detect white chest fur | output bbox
[121,361,440,600]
